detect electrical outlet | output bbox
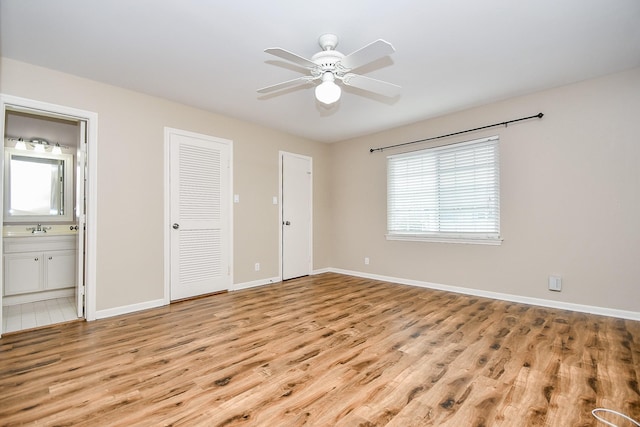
[364,257,370,265]
[254,263,260,272]
[548,275,562,292]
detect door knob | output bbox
[284,221,291,226]
[172,223,180,230]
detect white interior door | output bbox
[281,152,312,280]
[168,129,232,300]
[75,120,87,317]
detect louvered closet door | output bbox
[169,130,232,300]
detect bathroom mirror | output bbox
[4,148,74,223]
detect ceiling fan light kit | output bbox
[258,33,401,106]
[315,72,341,105]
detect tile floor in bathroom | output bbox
[2,296,79,334]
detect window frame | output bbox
[386,135,502,245]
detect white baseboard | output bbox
[232,276,281,291]
[93,277,281,320]
[328,268,640,321]
[91,268,639,322]
[95,298,166,320]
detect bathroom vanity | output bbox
[3,228,77,303]
[2,128,78,305]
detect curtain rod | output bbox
[369,112,544,153]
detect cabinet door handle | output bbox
[34,257,39,261]
[49,256,53,260]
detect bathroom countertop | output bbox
[2,225,78,237]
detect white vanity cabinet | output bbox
[4,252,43,294]
[3,235,77,296]
[45,250,77,290]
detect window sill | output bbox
[386,234,503,245]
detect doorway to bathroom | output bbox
[0,95,97,336]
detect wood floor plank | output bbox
[0,272,639,426]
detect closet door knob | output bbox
[172,223,180,230]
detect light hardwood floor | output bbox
[0,273,638,426]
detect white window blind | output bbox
[387,136,501,244]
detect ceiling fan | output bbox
[257,34,401,105]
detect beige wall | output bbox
[0,58,331,311]
[2,56,638,316]
[328,67,640,313]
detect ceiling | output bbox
[1,1,639,143]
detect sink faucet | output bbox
[26,224,52,233]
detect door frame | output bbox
[279,151,313,280]
[163,127,234,303]
[0,94,98,335]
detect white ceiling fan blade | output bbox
[257,76,314,93]
[342,73,401,98]
[264,48,317,69]
[340,39,395,71]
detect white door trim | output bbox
[76,120,87,318]
[279,151,313,281]
[163,127,234,303]
[0,94,98,335]
[278,153,283,281]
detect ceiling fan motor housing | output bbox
[311,50,346,76]
[310,34,349,78]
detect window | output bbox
[387,136,501,244]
